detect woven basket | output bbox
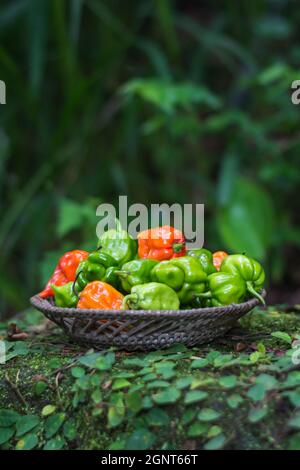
[30,291,265,351]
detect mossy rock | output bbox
[1,306,300,450]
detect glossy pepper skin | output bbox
[74,251,118,292]
[220,254,265,304]
[196,272,246,307]
[213,251,228,271]
[123,282,179,310]
[52,282,78,308]
[115,259,158,293]
[39,250,89,298]
[186,248,217,275]
[77,281,124,310]
[103,266,122,291]
[138,225,186,261]
[98,219,137,266]
[151,256,207,305]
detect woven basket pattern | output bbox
[30,291,265,351]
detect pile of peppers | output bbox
[39,224,265,310]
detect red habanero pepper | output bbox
[39,250,89,298]
[213,251,228,271]
[137,226,186,261]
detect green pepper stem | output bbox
[123,293,138,309]
[173,242,184,253]
[72,271,82,298]
[114,270,130,278]
[246,282,265,305]
[194,291,212,299]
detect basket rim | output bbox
[30,289,266,319]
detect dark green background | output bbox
[0,0,299,318]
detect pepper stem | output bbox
[194,291,212,299]
[173,242,184,253]
[246,282,265,305]
[114,270,130,278]
[72,271,82,298]
[123,293,138,309]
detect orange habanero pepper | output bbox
[213,251,228,271]
[137,225,186,261]
[77,281,124,310]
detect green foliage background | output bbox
[0,0,299,316]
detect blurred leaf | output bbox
[0,0,28,31]
[16,433,38,450]
[283,391,300,407]
[152,388,181,404]
[288,433,300,450]
[204,433,226,450]
[145,408,170,427]
[218,375,237,389]
[108,393,125,428]
[184,390,208,404]
[288,412,300,430]
[187,422,208,437]
[57,198,85,237]
[0,409,20,427]
[126,392,143,414]
[246,384,266,402]
[121,79,221,114]
[27,0,49,95]
[258,63,289,85]
[217,153,239,206]
[63,419,77,441]
[0,427,14,445]
[70,0,83,45]
[41,405,56,417]
[44,413,65,438]
[255,15,292,39]
[177,15,256,72]
[226,394,243,409]
[125,428,156,450]
[43,436,65,450]
[248,406,268,423]
[216,177,276,259]
[198,408,221,422]
[112,378,131,390]
[139,40,171,79]
[16,415,40,437]
[271,331,292,344]
[154,0,179,59]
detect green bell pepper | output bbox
[186,248,217,275]
[74,251,118,292]
[151,256,207,305]
[52,282,78,308]
[98,219,137,266]
[220,254,265,304]
[123,282,180,310]
[196,272,246,307]
[115,259,158,293]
